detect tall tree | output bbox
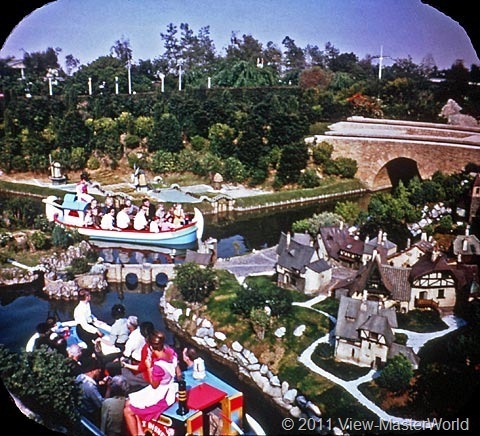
[110,36,133,64]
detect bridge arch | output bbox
[373,157,421,190]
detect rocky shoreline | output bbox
[160,290,324,428]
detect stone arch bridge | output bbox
[309,116,480,191]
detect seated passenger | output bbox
[101,196,116,216]
[124,199,139,219]
[116,205,131,229]
[133,206,148,230]
[149,216,160,233]
[155,203,165,221]
[101,207,121,231]
[84,206,95,227]
[89,199,101,227]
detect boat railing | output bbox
[80,416,105,436]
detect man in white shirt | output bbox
[100,207,121,231]
[116,204,131,229]
[133,206,148,230]
[122,316,145,363]
[74,289,104,355]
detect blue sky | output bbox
[1,0,479,70]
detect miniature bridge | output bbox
[309,116,480,191]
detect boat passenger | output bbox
[76,173,94,203]
[33,322,67,356]
[101,375,128,436]
[105,315,142,377]
[116,204,131,229]
[120,321,154,393]
[102,196,115,213]
[164,206,175,223]
[155,203,165,221]
[123,330,179,436]
[83,205,95,227]
[149,215,161,233]
[74,289,105,356]
[100,207,121,231]
[124,198,139,219]
[89,199,102,227]
[76,356,112,426]
[67,343,85,376]
[122,316,144,364]
[133,206,148,230]
[172,203,185,227]
[141,198,155,222]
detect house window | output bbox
[370,332,378,340]
[438,289,445,299]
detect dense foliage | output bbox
[0,345,81,431]
[173,262,217,303]
[1,23,480,188]
[376,353,414,393]
[230,275,293,318]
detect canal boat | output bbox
[42,193,204,249]
[25,321,263,435]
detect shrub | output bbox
[376,353,413,393]
[51,225,72,248]
[0,345,81,431]
[68,257,90,275]
[173,262,217,303]
[86,156,100,170]
[230,278,293,318]
[30,231,49,250]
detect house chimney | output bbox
[462,238,468,252]
[421,232,427,241]
[377,230,383,245]
[286,232,291,249]
[365,235,370,244]
[383,232,387,244]
[466,225,470,237]
[431,249,439,262]
[339,220,344,230]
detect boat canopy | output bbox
[61,193,90,211]
[150,188,202,204]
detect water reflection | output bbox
[90,241,190,264]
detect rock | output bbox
[289,406,303,418]
[270,375,281,387]
[283,388,298,405]
[293,324,306,337]
[232,341,243,352]
[214,331,226,341]
[251,371,269,390]
[204,337,217,348]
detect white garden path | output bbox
[292,296,467,427]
